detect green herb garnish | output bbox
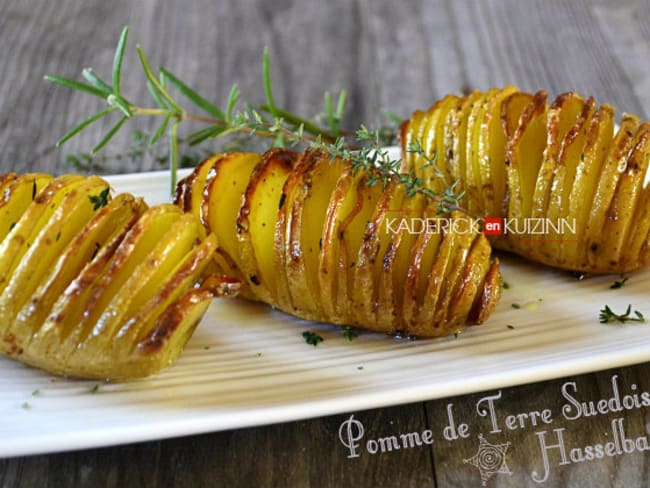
[599,304,646,324]
[610,277,628,289]
[21,402,31,410]
[302,331,324,346]
[89,384,101,394]
[46,26,464,212]
[343,326,358,342]
[507,325,515,330]
[511,303,521,310]
[88,187,110,210]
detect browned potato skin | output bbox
[178,150,502,338]
[401,87,650,274]
[0,174,234,379]
[237,149,300,305]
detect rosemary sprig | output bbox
[46,26,464,213]
[599,304,646,324]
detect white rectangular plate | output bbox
[1,168,650,458]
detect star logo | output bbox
[463,434,512,486]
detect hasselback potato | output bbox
[176,149,502,338]
[0,173,238,379]
[400,86,650,273]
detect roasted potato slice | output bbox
[339,173,384,326]
[0,173,53,242]
[465,88,500,216]
[449,91,484,199]
[373,186,427,334]
[402,107,431,182]
[504,90,548,224]
[597,123,650,269]
[583,114,640,268]
[178,149,501,337]
[288,152,348,317]
[530,92,585,222]
[567,105,615,264]
[318,167,357,322]
[201,152,261,297]
[0,174,236,379]
[352,180,401,332]
[479,85,519,218]
[236,149,299,304]
[176,154,226,231]
[544,97,596,265]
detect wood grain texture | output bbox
[2,0,648,176]
[1,0,650,486]
[429,366,650,487]
[0,403,435,488]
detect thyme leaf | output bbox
[302,331,324,346]
[599,304,646,324]
[88,187,110,210]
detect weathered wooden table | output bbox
[2,0,650,486]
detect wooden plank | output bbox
[0,403,434,488]
[429,364,650,487]
[3,0,650,175]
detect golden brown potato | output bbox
[400,87,650,273]
[177,150,501,338]
[0,173,238,379]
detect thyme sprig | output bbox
[599,304,646,324]
[45,26,464,213]
[310,127,464,213]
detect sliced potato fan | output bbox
[0,173,239,379]
[177,149,501,338]
[400,87,650,273]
